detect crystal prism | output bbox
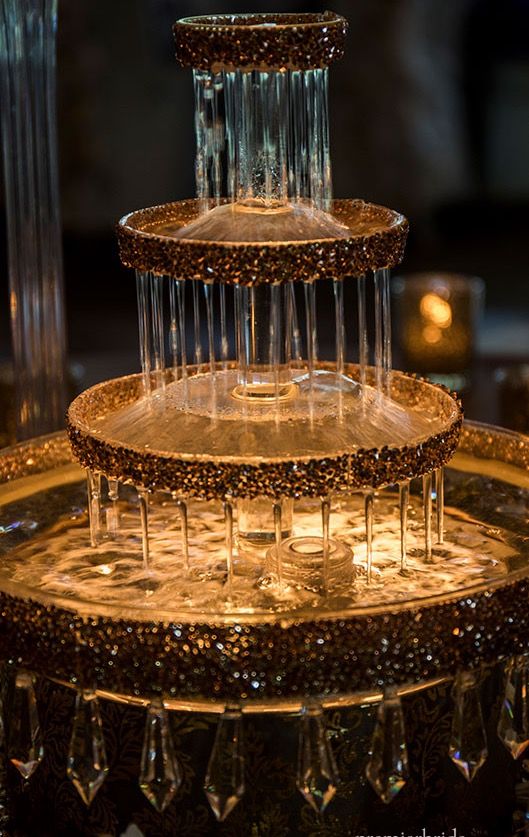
[67,690,109,805]
[297,704,338,813]
[139,699,182,812]
[498,655,529,759]
[366,692,409,804]
[448,670,488,781]
[7,671,44,779]
[204,707,245,821]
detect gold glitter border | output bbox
[0,433,72,483]
[66,365,462,500]
[117,199,409,285]
[460,422,529,470]
[173,12,348,72]
[0,573,528,702]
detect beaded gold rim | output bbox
[66,364,462,501]
[117,199,408,285]
[173,12,348,72]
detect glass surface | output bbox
[92,369,452,460]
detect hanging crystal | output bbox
[139,698,182,812]
[7,671,44,779]
[366,691,409,803]
[296,703,338,813]
[66,689,109,805]
[512,760,529,835]
[448,670,488,781]
[498,655,529,759]
[204,707,245,821]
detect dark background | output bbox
[1,0,529,413]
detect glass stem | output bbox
[0,0,67,439]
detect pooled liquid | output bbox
[0,457,525,620]
[91,370,453,461]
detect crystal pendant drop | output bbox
[448,670,488,781]
[204,707,245,821]
[296,704,338,813]
[366,691,409,803]
[139,699,182,812]
[7,671,44,779]
[498,655,529,759]
[66,689,109,805]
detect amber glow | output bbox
[419,292,452,329]
[422,324,442,345]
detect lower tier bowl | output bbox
[0,422,528,705]
[67,364,462,499]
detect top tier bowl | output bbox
[173,12,349,73]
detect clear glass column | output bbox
[0,0,67,439]
[190,67,345,401]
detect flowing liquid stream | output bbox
[125,263,449,591]
[126,66,441,589]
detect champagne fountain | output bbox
[0,12,528,834]
[69,11,461,607]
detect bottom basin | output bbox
[0,422,528,703]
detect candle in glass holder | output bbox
[392,273,484,376]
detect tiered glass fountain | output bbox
[1,11,529,833]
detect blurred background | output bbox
[1,0,529,428]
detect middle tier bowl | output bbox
[67,363,461,499]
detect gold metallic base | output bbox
[50,674,450,715]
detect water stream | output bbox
[126,62,447,594]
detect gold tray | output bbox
[0,422,528,706]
